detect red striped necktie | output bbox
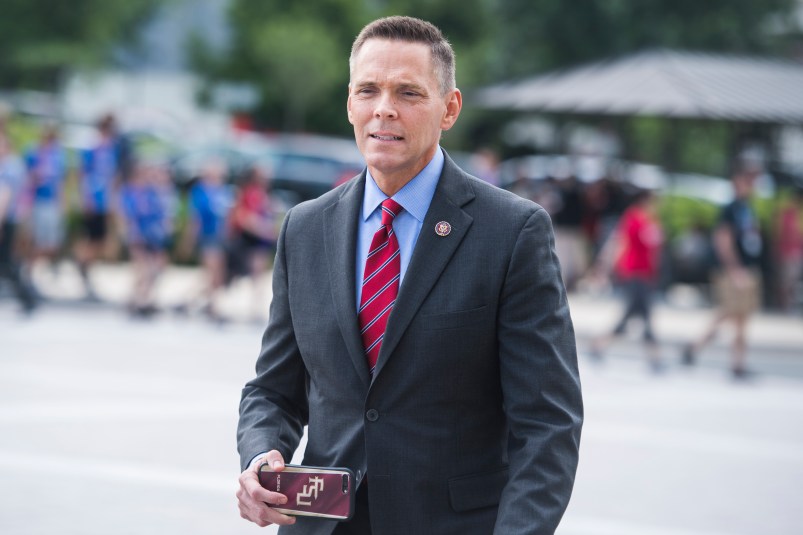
[359,198,403,374]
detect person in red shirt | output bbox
[590,188,664,372]
[230,164,279,322]
[775,189,802,313]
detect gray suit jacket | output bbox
[238,151,583,534]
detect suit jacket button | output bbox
[365,409,379,422]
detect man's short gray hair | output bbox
[349,16,456,96]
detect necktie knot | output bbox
[380,198,403,227]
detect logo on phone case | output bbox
[297,476,325,507]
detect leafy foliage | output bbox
[493,0,798,78]
[191,0,494,133]
[0,0,164,88]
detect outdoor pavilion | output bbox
[472,49,803,184]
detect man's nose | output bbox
[373,93,398,119]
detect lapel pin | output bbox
[435,221,452,237]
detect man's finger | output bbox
[238,496,296,527]
[239,470,288,505]
[262,449,286,472]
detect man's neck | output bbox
[370,170,420,197]
[368,147,439,197]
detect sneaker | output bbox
[681,344,696,366]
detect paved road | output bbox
[1,265,802,534]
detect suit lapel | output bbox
[323,176,372,388]
[373,154,476,379]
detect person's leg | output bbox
[682,311,727,366]
[0,221,37,312]
[634,280,663,372]
[140,249,166,314]
[76,214,108,298]
[31,202,63,268]
[248,249,270,322]
[591,279,634,359]
[128,246,150,314]
[731,313,750,378]
[201,247,226,320]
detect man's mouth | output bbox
[370,134,403,141]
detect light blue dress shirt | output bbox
[356,148,444,309]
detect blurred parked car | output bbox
[243,133,365,206]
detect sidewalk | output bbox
[569,291,803,356]
[20,260,803,356]
[24,260,273,324]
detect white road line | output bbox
[584,422,803,463]
[0,450,234,495]
[558,516,738,535]
[0,363,243,396]
[0,399,234,423]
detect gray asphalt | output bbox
[1,263,802,534]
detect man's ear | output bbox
[440,89,462,131]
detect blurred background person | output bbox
[775,188,802,315]
[118,161,174,318]
[589,188,665,372]
[178,157,233,322]
[551,164,588,293]
[24,123,68,275]
[469,146,500,186]
[0,133,37,314]
[229,163,277,323]
[682,161,764,379]
[75,113,123,300]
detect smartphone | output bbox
[258,463,355,521]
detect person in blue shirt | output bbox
[25,123,67,269]
[0,133,37,313]
[119,160,174,317]
[75,114,123,299]
[179,157,233,321]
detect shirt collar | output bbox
[362,147,444,223]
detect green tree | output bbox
[252,19,343,132]
[192,0,365,133]
[0,0,164,89]
[192,0,495,134]
[493,0,797,79]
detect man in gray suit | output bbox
[237,16,582,534]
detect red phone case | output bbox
[258,464,355,521]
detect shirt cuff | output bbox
[248,452,269,470]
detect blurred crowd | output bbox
[2,115,802,338]
[505,155,803,312]
[0,114,281,321]
[505,153,802,378]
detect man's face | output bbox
[347,39,461,189]
[733,172,757,199]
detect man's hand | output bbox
[237,450,296,527]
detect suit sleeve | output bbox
[494,207,583,534]
[237,209,309,471]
